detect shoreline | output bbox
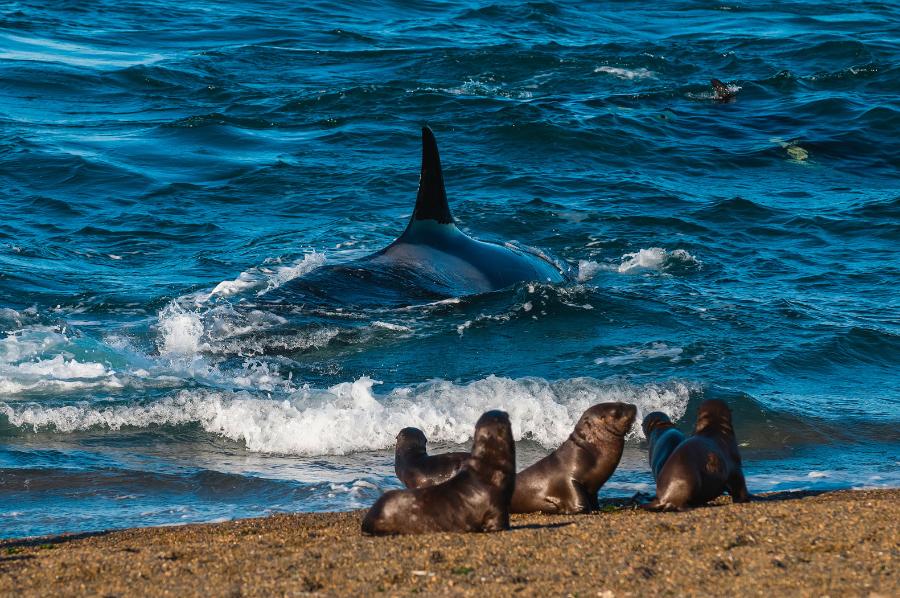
[2,488,897,596]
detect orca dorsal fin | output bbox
[409,126,454,225]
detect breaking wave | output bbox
[1,376,694,454]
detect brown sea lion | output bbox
[711,78,735,101]
[361,410,515,535]
[394,427,468,488]
[510,402,637,514]
[642,412,686,482]
[644,399,750,511]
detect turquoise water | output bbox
[1,0,898,538]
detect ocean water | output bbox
[1,0,898,539]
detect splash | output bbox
[206,252,326,301]
[617,247,698,273]
[577,248,700,280]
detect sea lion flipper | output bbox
[543,495,562,512]
[481,508,509,532]
[571,481,595,514]
[641,498,688,512]
[727,471,751,503]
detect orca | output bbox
[264,127,567,306]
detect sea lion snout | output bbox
[599,402,637,436]
[579,402,636,437]
[616,403,637,433]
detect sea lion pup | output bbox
[510,402,637,514]
[642,412,686,482]
[711,78,735,101]
[361,410,515,535]
[394,427,468,489]
[644,399,750,511]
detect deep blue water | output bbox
[1,0,898,538]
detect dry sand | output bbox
[1,489,897,597]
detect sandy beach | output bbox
[1,488,896,596]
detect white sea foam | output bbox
[577,248,700,281]
[0,326,68,362]
[419,79,533,100]
[155,252,329,358]
[577,259,609,281]
[618,247,696,272]
[594,66,655,80]
[595,343,683,366]
[372,321,412,332]
[0,322,122,393]
[205,252,325,301]
[156,301,339,358]
[0,313,335,396]
[13,355,108,378]
[0,375,694,454]
[0,313,270,396]
[0,376,125,395]
[209,272,258,298]
[0,355,123,394]
[158,303,204,356]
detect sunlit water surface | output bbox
[1,0,898,537]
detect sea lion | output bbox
[394,427,468,488]
[361,410,515,535]
[711,78,735,101]
[642,412,686,482]
[644,399,750,511]
[510,402,637,514]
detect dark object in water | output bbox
[711,78,736,101]
[262,127,566,308]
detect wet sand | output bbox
[1,489,897,596]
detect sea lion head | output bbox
[694,399,734,436]
[395,427,428,457]
[469,410,516,486]
[642,411,676,437]
[572,402,638,450]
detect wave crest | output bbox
[1,375,695,455]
